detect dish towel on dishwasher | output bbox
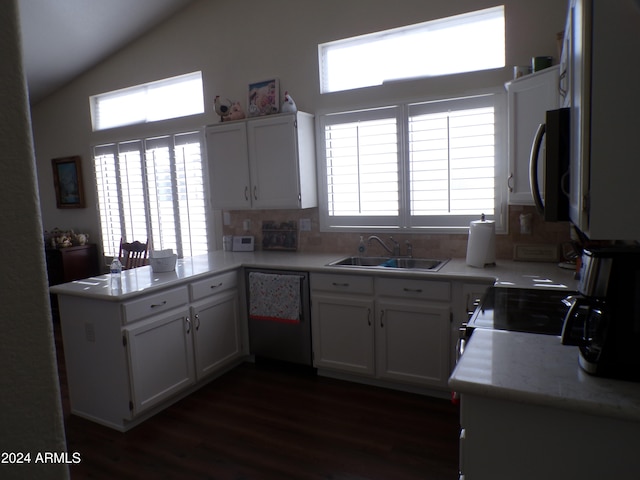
[248,272,301,324]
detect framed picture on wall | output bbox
[247,78,279,117]
[52,156,85,208]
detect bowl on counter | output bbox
[149,250,177,273]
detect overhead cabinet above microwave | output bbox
[206,112,317,210]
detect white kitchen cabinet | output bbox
[124,308,195,415]
[312,293,375,375]
[375,298,450,388]
[206,112,317,210]
[311,273,375,375]
[205,122,251,209]
[189,270,243,380]
[191,289,242,380]
[311,273,452,390]
[460,393,640,479]
[375,277,451,388]
[505,66,559,205]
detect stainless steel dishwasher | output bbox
[244,268,312,366]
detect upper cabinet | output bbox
[505,66,560,205]
[206,112,317,210]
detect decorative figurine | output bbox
[281,91,297,113]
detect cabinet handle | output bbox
[403,287,423,293]
[150,300,167,308]
[194,313,200,331]
[380,309,385,328]
[507,173,514,193]
[332,282,350,287]
[210,282,223,289]
[244,186,249,201]
[185,316,191,334]
[253,186,258,200]
[367,308,371,326]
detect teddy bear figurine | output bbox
[222,101,246,122]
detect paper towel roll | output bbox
[466,218,496,268]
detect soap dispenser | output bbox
[358,236,366,255]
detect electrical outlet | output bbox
[300,218,311,231]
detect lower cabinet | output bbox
[124,308,196,415]
[460,393,640,479]
[191,289,241,380]
[58,269,244,431]
[376,298,450,386]
[312,292,375,375]
[311,273,452,390]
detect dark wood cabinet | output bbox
[46,244,101,285]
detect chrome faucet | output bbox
[367,235,400,256]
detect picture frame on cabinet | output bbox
[52,156,85,208]
[247,78,279,117]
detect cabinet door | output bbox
[124,309,195,415]
[191,289,241,380]
[247,114,301,208]
[311,293,375,375]
[506,66,559,205]
[206,122,252,209]
[376,298,450,388]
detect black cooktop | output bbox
[469,286,576,335]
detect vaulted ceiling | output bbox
[17,0,195,104]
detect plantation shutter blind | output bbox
[94,132,209,259]
[94,144,122,257]
[321,107,400,228]
[408,95,496,228]
[173,132,208,257]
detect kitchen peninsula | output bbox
[51,251,577,431]
[450,329,640,478]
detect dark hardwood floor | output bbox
[54,323,460,479]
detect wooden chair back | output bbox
[118,239,149,270]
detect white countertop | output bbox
[449,329,640,422]
[49,250,578,300]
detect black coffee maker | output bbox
[561,246,640,381]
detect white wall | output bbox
[31,0,567,251]
[1,1,68,478]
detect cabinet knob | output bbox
[507,173,514,193]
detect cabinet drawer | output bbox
[189,270,238,301]
[375,277,450,301]
[123,286,189,324]
[311,273,374,295]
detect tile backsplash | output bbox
[222,205,572,261]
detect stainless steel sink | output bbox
[327,256,449,272]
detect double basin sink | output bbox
[327,256,449,272]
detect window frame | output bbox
[90,71,205,132]
[316,89,507,234]
[318,6,505,94]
